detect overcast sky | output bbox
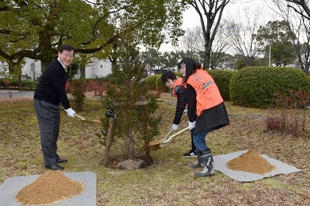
[159,0,282,52]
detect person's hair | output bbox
[179,58,201,83]
[161,71,177,83]
[58,45,74,53]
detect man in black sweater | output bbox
[161,71,197,157]
[34,45,76,170]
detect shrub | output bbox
[21,80,38,90]
[145,74,167,92]
[265,90,309,136]
[144,75,158,90]
[208,70,235,101]
[0,79,9,88]
[70,80,86,111]
[0,79,37,90]
[230,66,310,108]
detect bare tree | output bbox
[272,0,310,73]
[227,9,262,66]
[183,0,230,69]
[179,26,204,53]
[286,0,310,20]
[179,23,230,69]
[210,21,230,69]
[178,26,204,62]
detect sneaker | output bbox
[183,150,197,157]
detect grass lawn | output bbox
[0,95,309,206]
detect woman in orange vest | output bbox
[161,71,197,157]
[179,58,229,178]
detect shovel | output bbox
[149,127,189,148]
[61,107,100,123]
[75,114,101,123]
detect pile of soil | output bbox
[16,171,84,205]
[227,149,275,175]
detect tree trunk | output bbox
[41,60,51,74]
[143,114,153,165]
[18,75,22,90]
[103,117,115,167]
[80,65,85,79]
[204,43,212,69]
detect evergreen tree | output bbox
[101,32,161,166]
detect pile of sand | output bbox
[227,149,275,175]
[16,171,84,205]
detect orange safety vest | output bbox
[172,78,184,97]
[186,69,223,116]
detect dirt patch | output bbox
[227,149,275,175]
[0,97,32,103]
[148,140,160,147]
[16,171,85,205]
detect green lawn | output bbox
[0,96,309,205]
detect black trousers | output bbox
[34,99,61,166]
[191,129,197,152]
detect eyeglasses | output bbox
[62,54,74,58]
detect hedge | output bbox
[208,70,236,101]
[144,74,167,92]
[0,79,38,90]
[230,66,310,108]
[145,70,235,98]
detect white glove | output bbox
[171,124,179,131]
[65,108,76,118]
[188,121,196,130]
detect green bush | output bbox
[70,80,86,111]
[208,70,236,101]
[174,71,182,77]
[0,79,37,90]
[145,74,167,92]
[230,66,310,108]
[21,80,38,90]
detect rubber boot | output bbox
[194,151,215,178]
[188,153,203,168]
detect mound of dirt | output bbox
[16,171,84,205]
[227,149,275,175]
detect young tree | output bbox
[101,31,161,165]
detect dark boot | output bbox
[188,152,202,168]
[194,151,215,177]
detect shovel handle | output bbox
[160,127,189,144]
[75,114,86,121]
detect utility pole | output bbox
[268,43,271,66]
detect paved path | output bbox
[0,90,34,99]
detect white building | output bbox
[22,58,42,80]
[80,58,112,79]
[0,58,112,80]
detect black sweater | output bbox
[173,85,187,124]
[34,60,70,109]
